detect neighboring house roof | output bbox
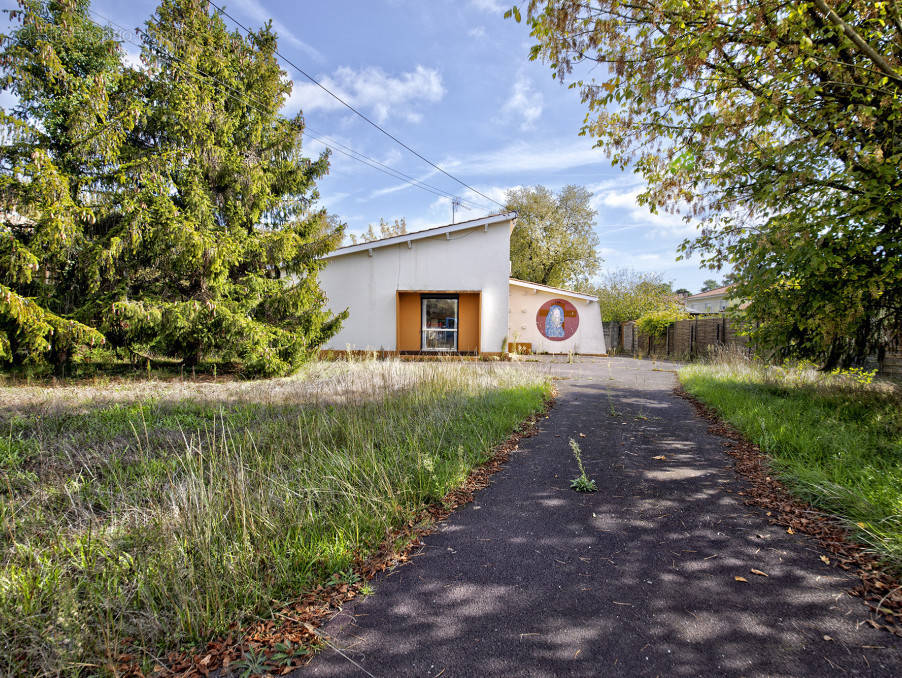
[509,278,597,303]
[322,212,518,259]
[686,284,733,300]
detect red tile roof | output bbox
[686,285,733,300]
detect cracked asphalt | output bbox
[298,356,902,677]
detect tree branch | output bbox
[810,0,902,83]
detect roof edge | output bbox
[509,278,597,302]
[323,212,518,259]
[686,284,734,300]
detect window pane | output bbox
[423,298,457,329]
[422,297,458,351]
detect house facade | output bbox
[685,285,734,314]
[318,213,606,356]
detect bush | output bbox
[636,305,689,337]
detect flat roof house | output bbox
[318,212,606,356]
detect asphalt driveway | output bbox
[299,357,902,677]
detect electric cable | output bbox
[205,0,507,210]
[87,9,485,210]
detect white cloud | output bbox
[286,65,445,123]
[596,245,700,274]
[596,187,643,209]
[230,0,323,61]
[589,182,697,240]
[501,75,543,130]
[468,26,487,38]
[444,138,604,175]
[367,168,441,200]
[469,0,506,12]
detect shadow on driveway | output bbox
[298,357,902,677]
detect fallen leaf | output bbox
[823,635,833,641]
[578,433,586,438]
[820,555,830,565]
[652,455,667,460]
[750,569,768,577]
[786,527,794,534]
[734,576,748,582]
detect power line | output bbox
[87,9,484,211]
[205,0,507,211]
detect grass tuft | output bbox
[0,360,550,676]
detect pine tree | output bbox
[1,0,345,375]
[0,0,126,370]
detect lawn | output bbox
[0,359,551,676]
[679,359,902,573]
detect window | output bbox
[421,295,458,351]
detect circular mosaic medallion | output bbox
[536,298,579,341]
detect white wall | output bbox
[507,285,607,353]
[686,296,728,313]
[319,219,513,352]
[508,285,606,354]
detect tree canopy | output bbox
[349,217,408,244]
[514,0,902,366]
[1,0,344,375]
[594,269,678,323]
[506,184,600,291]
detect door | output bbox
[421,295,458,351]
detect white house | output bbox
[318,212,606,356]
[685,285,734,314]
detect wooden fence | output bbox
[609,314,902,379]
[609,316,749,360]
[884,329,902,378]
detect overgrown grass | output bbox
[679,355,902,572]
[0,359,550,676]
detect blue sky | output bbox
[90,0,719,292]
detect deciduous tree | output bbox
[594,269,676,323]
[349,217,407,244]
[506,184,600,291]
[512,0,902,366]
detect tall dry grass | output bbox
[0,359,550,676]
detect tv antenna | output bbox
[451,197,465,223]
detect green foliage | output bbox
[568,437,597,492]
[506,185,600,291]
[680,360,902,572]
[0,0,130,369]
[636,304,689,337]
[829,365,877,386]
[700,279,720,294]
[1,0,344,375]
[517,0,902,367]
[594,268,675,322]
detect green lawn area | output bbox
[0,360,551,676]
[679,360,902,574]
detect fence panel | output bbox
[613,314,899,378]
[617,315,749,358]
